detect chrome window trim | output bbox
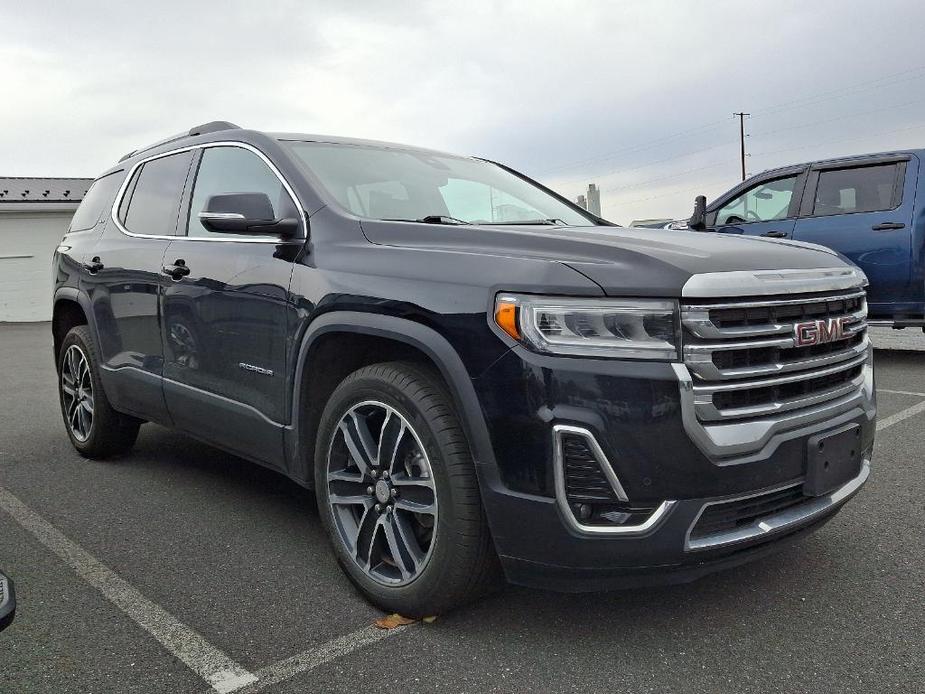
[682,267,867,298]
[109,141,307,244]
[552,424,676,536]
[684,459,870,551]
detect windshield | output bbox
[283,141,597,226]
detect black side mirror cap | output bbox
[199,193,301,238]
[688,195,707,231]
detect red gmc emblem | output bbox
[793,317,848,346]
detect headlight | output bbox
[494,294,680,360]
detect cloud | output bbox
[2,0,924,222]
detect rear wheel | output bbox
[58,325,140,458]
[315,362,500,617]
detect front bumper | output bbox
[471,347,875,591]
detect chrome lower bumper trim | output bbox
[684,459,870,552]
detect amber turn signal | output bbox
[494,300,520,340]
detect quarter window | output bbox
[69,171,123,232]
[812,164,900,216]
[120,151,194,236]
[186,147,296,238]
[715,176,798,225]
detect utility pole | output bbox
[734,112,750,181]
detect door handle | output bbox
[761,231,788,238]
[82,257,104,274]
[162,260,190,280]
[871,222,906,231]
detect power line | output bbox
[602,177,731,209]
[540,64,925,181]
[751,120,925,160]
[548,139,738,187]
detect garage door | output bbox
[0,212,74,322]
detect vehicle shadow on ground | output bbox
[125,424,846,635]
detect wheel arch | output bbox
[52,288,94,367]
[286,311,499,490]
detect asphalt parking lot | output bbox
[1,322,923,694]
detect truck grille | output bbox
[681,289,868,422]
[689,483,805,541]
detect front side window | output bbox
[715,176,798,225]
[283,142,596,227]
[187,146,296,238]
[70,171,123,232]
[812,164,900,216]
[120,151,194,236]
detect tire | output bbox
[314,361,501,617]
[57,325,140,458]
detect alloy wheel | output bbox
[61,344,94,442]
[326,401,438,586]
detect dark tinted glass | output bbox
[122,151,194,236]
[69,171,123,232]
[813,164,899,216]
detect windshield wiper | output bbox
[385,215,470,225]
[486,218,566,226]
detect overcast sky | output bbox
[3,0,925,223]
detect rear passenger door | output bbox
[708,171,806,239]
[792,156,917,309]
[84,149,195,424]
[160,144,304,467]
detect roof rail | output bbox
[117,121,242,164]
[188,121,241,136]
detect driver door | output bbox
[708,170,807,239]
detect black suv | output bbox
[53,122,875,616]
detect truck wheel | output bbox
[315,362,501,617]
[57,325,140,458]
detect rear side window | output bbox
[119,151,194,236]
[812,164,901,216]
[69,171,123,232]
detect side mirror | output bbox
[0,571,15,632]
[199,193,300,238]
[688,195,707,231]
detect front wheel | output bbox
[315,362,500,617]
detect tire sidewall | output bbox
[58,327,99,451]
[314,368,474,613]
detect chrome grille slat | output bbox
[681,289,869,423]
[685,335,869,381]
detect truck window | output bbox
[811,163,900,216]
[715,176,798,225]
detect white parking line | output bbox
[878,388,925,398]
[877,398,925,431]
[236,624,409,693]
[0,487,257,693]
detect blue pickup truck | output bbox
[687,150,924,328]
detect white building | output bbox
[0,177,91,321]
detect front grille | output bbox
[690,483,806,541]
[682,289,869,422]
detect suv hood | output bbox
[360,221,853,298]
